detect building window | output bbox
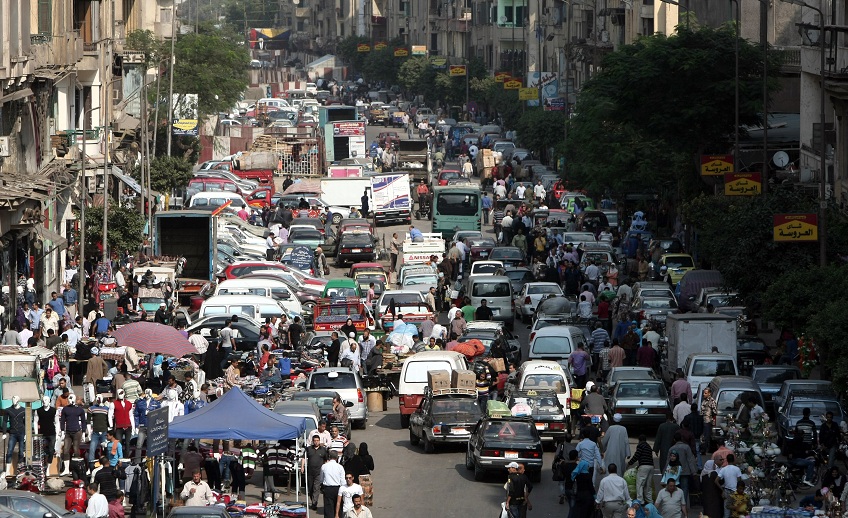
[73,0,93,42]
[159,7,172,23]
[37,0,52,35]
[641,17,653,35]
[430,32,438,53]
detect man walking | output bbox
[303,435,328,510]
[320,450,345,518]
[628,435,656,504]
[506,462,533,518]
[595,464,630,518]
[602,414,631,474]
[481,191,492,225]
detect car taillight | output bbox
[364,248,372,252]
[549,423,565,430]
[357,388,364,403]
[342,248,351,253]
[566,397,571,409]
[524,296,531,304]
[529,332,535,341]
[481,449,502,457]
[527,451,541,458]
[399,395,406,405]
[432,425,442,435]
[617,408,633,414]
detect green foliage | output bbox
[398,57,436,99]
[565,25,782,198]
[336,36,372,73]
[164,31,250,116]
[220,0,281,36]
[471,76,522,129]
[515,109,567,163]
[134,156,194,193]
[125,30,166,67]
[84,205,146,255]
[152,122,201,162]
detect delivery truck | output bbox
[395,139,430,184]
[370,173,411,226]
[232,151,277,184]
[154,211,216,306]
[320,177,372,213]
[661,313,738,384]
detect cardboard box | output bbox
[452,369,476,389]
[427,370,451,390]
[485,357,506,373]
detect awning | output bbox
[112,169,142,194]
[0,88,33,105]
[34,226,68,250]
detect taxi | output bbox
[311,297,375,333]
[657,253,696,284]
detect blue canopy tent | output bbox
[168,387,309,511]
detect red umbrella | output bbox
[112,321,196,357]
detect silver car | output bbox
[306,368,368,429]
[514,282,564,324]
[609,380,670,425]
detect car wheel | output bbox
[332,213,342,224]
[465,448,474,470]
[529,470,542,483]
[400,413,410,429]
[355,419,367,430]
[473,459,486,481]
[422,434,435,454]
[409,428,420,446]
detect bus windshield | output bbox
[436,193,479,216]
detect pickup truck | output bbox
[369,107,388,126]
[401,233,445,265]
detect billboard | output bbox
[449,65,467,77]
[773,214,818,242]
[526,72,559,107]
[700,154,734,176]
[332,121,366,137]
[724,173,762,195]
[172,94,198,136]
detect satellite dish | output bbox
[499,16,508,25]
[772,150,789,168]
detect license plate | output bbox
[505,451,519,459]
[451,427,468,435]
[636,408,648,415]
[535,423,547,430]
[492,308,500,315]
[480,252,488,257]
[352,249,362,253]
[590,415,601,424]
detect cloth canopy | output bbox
[169,387,307,440]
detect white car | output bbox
[514,282,564,324]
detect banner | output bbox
[773,214,818,242]
[518,88,537,101]
[545,97,566,111]
[172,94,198,136]
[411,45,427,56]
[449,65,467,77]
[724,173,762,196]
[394,47,409,57]
[357,43,371,52]
[495,71,511,83]
[332,121,366,137]
[430,57,448,69]
[374,41,388,51]
[526,72,559,107]
[504,79,521,90]
[700,154,734,176]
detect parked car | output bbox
[698,375,764,449]
[0,490,87,518]
[488,247,526,267]
[465,416,543,482]
[750,365,801,412]
[185,315,261,352]
[774,380,837,413]
[506,389,569,443]
[457,321,522,365]
[409,387,482,453]
[736,336,771,375]
[602,366,658,398]
[335,233,377,267]
[629,296,678,325]
[777,391,843,445]
[495,266,535,295]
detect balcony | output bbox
[448,19,470,32]
[30,32,83,69]
[775,45,801,74]
[640,4,653,18]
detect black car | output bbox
[457,323,522,366]
[409,387,482,453]
[0,490,86,518]
[488,246,526,267]
[465,416,543,482]
[335,233,376,267]
[506,389,569,443]
[736,335,771,375]
[185,315,260,352]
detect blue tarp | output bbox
[168,386,307,440]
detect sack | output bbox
[323,265,330,276]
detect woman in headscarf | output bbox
[343,442,371,483]
[700,459,723,518]
[631,499,662,518]
[572,460,595,518]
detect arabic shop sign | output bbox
[773,214,818,242]
[374,41,388,51]
[700,154,734,176]
[724,173,762,196]
[495,72,511,83]
[357,43,371,52]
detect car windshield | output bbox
[609,369,655,384]
[468,238,496,247]
[440,172,460,180]
[431,398,481,416]
[481,420,536,440]
[707,295,739,307]
[504,270,534,283]
[640,289,673,298]
[665,257,694,268]
[528,285,562,295]
[380,293,423,307]
[642,298,677,309]
[753,369,799,384]
[536,298,577,315]
[691,360,736,377]
[471,281,511,298]
[522,374,566,391]
[324,287,358,298]
[292,393,336,410]
[531,336,573,355]
[291,230,322,240]
[521,395,562,415]
[472,263,500,275]
[738,340,767,351]
[309,372,357,390]
[404,275,437,286]
[436,193,479,216]
[491,249,523,259]
[715,390,759,411]
[403,361,454,383]
[789,401,842,418]
[616,383,667,399]
[582,252,610,264]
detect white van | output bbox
[214,278,303,317]
[256,98,291,110]
[199,294,288,321]
[512,360,573,415]
[188,191,248,210]
[527,325,589,370]
[398,351,467,428]
[465,275,514,328]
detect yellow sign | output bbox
[773,214,818,242]
[357,43,371,53]
[724,173,762,196]
[374,41,387,51]
[411,45,427,56]
[504,79,521,90]
[700,154,734,176]
[449,65,467,77]
[394,47,409,57]
[519,88,537,101]
[495,72,511,83]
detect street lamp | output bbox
[779,0,827,266]
[730,0,740,173]
[657,0,690,31]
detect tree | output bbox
[84,206,146,256]
[336,36,371,74]
[398,57,436,99]
[565,25,782,198]
[515,109,567,163]
[134,156,194,193]
[125,30,167,67]
[152,121,201,162]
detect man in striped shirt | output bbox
[590,323,610,373]
[328,425,348,457]
[628,434,656,504]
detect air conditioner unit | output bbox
[0,137,9,157]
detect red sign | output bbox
[332,121,366,136]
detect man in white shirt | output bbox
[462,160,473,178]
[595,464,631,518]
[717,454,743,518]
[339,335,362,372]
[494,183,507,198]
[320,450,346,518]
[336,474,364,517]
[85,483,109,518]
[430,321,447,342]
[180,470,215,506]
[115,267,127,294]
[534,181,546,201]
[585,262,600,283]
[447,305,461,322]
[515,184,526,199]
[19,322,32,347]
[643,324,661,350]
[308,420,332,448]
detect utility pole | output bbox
[760,0,769,194]
[80,104,101,304]
[167,0,177,156]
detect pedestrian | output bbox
[481,191,492,224]
[682,403,705,466]
[598,340,612,381]
[180,470,215,506]
[474,298,494,321]
[716,453,743,518]
[673,395,691,425]
[603,414,631,474]
[701,461,724,518]
[336,473,364,518]
[573,460,596,518]
[670,370,692,405]
[320,450,345,518]
[576,430,604,478]
[344,494,372,518]
[506,462,533,518]
[666,436,698,506]
[655,477,686,518]
[608,340,625,369]
[653,413,680,475]
[700,387,718,454]
[85,483,109,518]
[727,480,750,518]
[568,342,591,389]
[628,435,655,504]
[590,322,610,370]
[636,340,656,369]
[389,233,400,275]
[595,464,630,518]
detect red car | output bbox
[377,131,399,148]
[219,261,325,287]
[465,236,497,263]
[246,186,280,208]
[437,170,461,186]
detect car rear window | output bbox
[472,263,500,275]
[204,305,255,317]
[528,285,561,295]
[341,234,373,246]
[403,361,454,383]
[491,249,523,260]
[716,390,759,411]
[530,336,573,355]
[642,299,677,309]
[753,369,799,384]
[381,293,425,306]
[691,360,736,377]
[616,383,666,399]
[431,398,480,415]
[481,420,536,440]
[471,281,511,298]
[309,372,357,390]
[522,374,566,391]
